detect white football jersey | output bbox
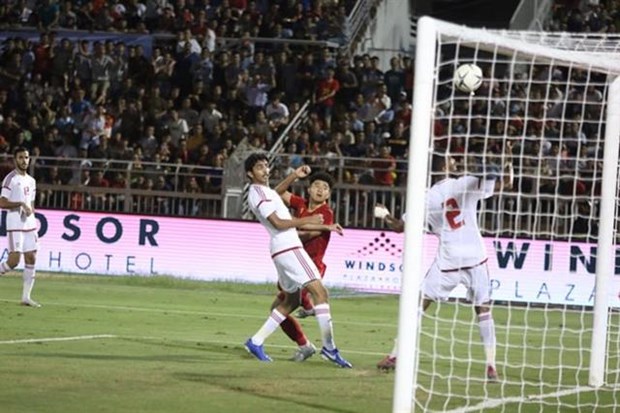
[248,183,303,254]
[1,170,37,231]
[426,175,495,270]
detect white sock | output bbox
[0,262,11,275]
[388,307,424,358]
[478,312,496,367]
[251,309,286,346]
[389,338,398,358]
[314,303,336,350]
[22,265,36,302]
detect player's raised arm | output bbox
[495,140,514,192]
[298,223,344,241]
[275,165,311,205]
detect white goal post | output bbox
[395,16,620,413]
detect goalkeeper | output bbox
[375,149,513,381]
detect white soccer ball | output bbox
[454,63,483,93]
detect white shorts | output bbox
[7,230,39,253]
[422,260,491,305]
[272,247,321,293]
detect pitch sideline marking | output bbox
[115,334,387,356]
[442,386,593,413]
[0,334,117,345]
[0,298,397,328]
[0,298,581,339]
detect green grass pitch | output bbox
[0,273,617,413]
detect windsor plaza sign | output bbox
[0,210,617,307]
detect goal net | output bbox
[394,17,620,413]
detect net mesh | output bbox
[413,24,620,412]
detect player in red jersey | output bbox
[272,168,343,361]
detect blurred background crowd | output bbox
[0,0,613,232]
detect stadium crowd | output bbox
[0,0,611,231]
[0,0,409,211]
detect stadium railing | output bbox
[342,0,374,57]
[29,154,596,240]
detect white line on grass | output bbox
[442,386,593,413]
[116,334,387,356]
[0,298,397,328]
[0,334,117,345]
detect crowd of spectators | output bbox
[0,0,612,233]
[0,0,411,212]
[0,0,354,42]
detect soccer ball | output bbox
[454,63,483,93]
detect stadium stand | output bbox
[0,0,610,235]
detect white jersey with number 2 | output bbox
[426,175,495,271]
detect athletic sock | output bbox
[478,312,496,367]
[314,303,335,351]
[389,338,398,358]
[0,262,10,275]
[22,265,36,302]
[251,309,286,346]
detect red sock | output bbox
[301,289,313,311]
[280,315,307,346]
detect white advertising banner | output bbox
[1,210,617,307]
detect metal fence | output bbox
[26,154,603,242]
[31,156,222,216]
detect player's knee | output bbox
[7,254,20,268]
[305,280,328,304]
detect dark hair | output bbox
[244,152,269,173]
[13,146,28,157]
[309,171,334,189]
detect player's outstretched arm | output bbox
[385,214,405,233]
[375,204,405,233]
[275,165,311,205]
[298,223,344,240]
[267,211,323,230]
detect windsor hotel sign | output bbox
[0,210,617,307]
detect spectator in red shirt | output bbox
[315,68,340,129]
[33,32,52,82]
[372,145,396,186]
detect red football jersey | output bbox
[289,194,333,277]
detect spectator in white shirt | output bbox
[165,109,189,146]
[79,105,107,153]
[176,29,202,55]
[265,92,290,132]
[198,102,223,134]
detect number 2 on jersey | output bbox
[443,198,464,230]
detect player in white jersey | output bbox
[0,147,41,307]
[376,151,514,381]
[242,152,352,368]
